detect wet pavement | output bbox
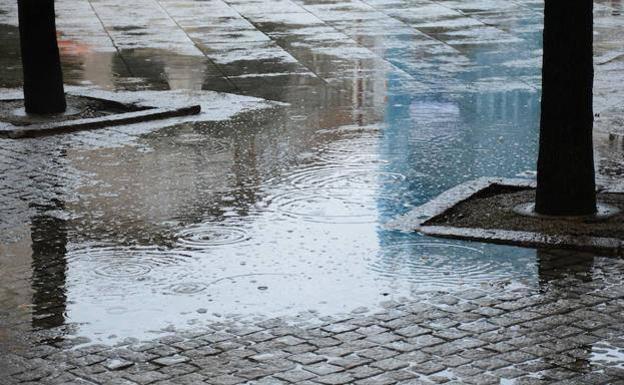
[1,0,624,383]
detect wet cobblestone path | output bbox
[5,253,624,385]
[2,0,624,384]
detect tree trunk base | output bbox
[514,202,619,222]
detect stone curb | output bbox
[1,104,201,139]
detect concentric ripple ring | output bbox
[176,224,250,248]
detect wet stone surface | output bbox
[4,258,624,384]
[1,0,624,383]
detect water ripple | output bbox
[271,192,379,224]
[172,133,230,153]
[95,262,151,278]
[209,273,295,286]
[287,165,406,195]
[317,136,388,165]
[67,245,194,280]
[164,282,208,295]
[176,224,250,248]
[371,243,514,286]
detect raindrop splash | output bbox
[176,224,250,249]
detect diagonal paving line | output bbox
[153,0,330,93]
[222,0,419,84]
[349,0,540,91]
[211,0,333,87]
[151,0,240,91]
[322,0,465,53]
[84,0,136,78]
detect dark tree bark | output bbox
[535,0,596,216]
[17,0,66,114]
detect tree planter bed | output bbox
[0,90,200,138]
[389,178,624,255]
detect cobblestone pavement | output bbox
[2,0,624,384]
[4,251,624,384]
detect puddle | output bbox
[0,0,622,347]
[591,340,624,369]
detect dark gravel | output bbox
[426,186,624,239]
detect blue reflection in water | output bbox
[374,19,544,284]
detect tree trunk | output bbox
[535,0,596,216]
[17,0,66,114]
